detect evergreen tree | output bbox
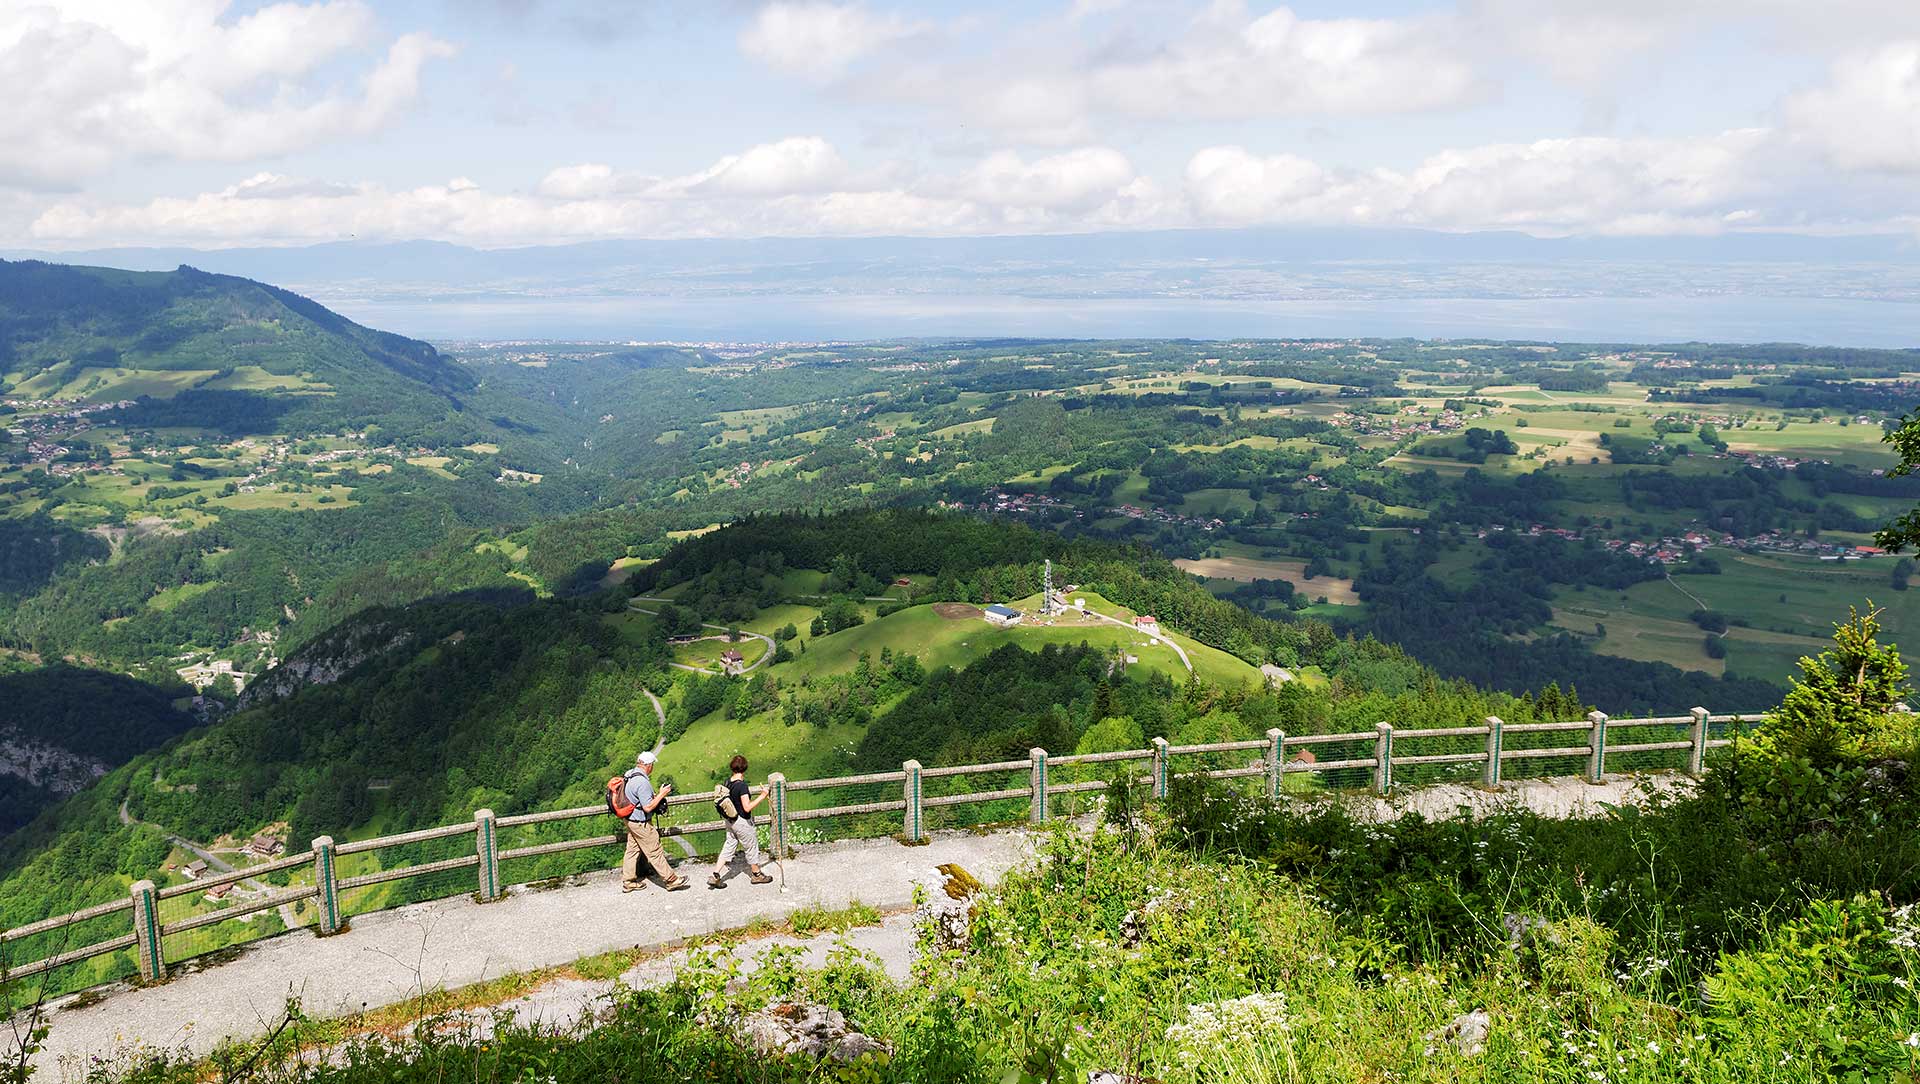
[1876,409,1920,552]
[1769,605,1910,764]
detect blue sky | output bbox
[3,0,1919,248]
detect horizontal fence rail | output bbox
[4,704,1800,993]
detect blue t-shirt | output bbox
[625,771,655,823]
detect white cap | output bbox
[637,751,656,766]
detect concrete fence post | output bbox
[1374,723,1393,797]
[1688,707,1709,778]
[1587,711,1609,784]
[1483,716,1504,787]
[1265,728,1285,799]
[1029,748,1049,824]
[1150,737,1170,800]
[313,835,342,935]
[474,809,500,901]
[903,760,924,842]
[129,879,164,982]
[767,773,789,858]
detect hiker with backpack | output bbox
[708,754,773,889]
[610,751,689,892]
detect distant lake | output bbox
[322,293,1920,348]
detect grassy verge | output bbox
[85,826,1920,1084]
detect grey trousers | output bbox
[712,817,762,874]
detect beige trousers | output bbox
[621,819,674,887]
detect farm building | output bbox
[720,648,746,674]
[1133,615,1161,635]
[984,604,1023,627]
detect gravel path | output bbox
[15,773,1694,1077]
[19,829,1035,1079]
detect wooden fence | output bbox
[3,707,1761,989]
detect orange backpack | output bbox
[606,771,640,819]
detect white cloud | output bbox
[1088,3,1483,120]
[226,172,357,200]
[22,125,1920,249]
[690,137,852,196]
[858,3,1482,147]
[1184,131,1786,236]
[1184,147,1333,224]
[1464,1,1920,88]
[23,140,1157,246]
[535,138,854,203]
[1462,0,1687,87]
[1783,43,1920,173]
[959,148,1135,211]
[0,1,452,191]
[739,2,920,81]
[536,163,623,199]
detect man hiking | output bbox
[708,754,774,889]
[621,751,689,892]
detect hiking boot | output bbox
[748,871,773,885]
[707,873,727,890]
[663,877,691,891]
[622,883,643,893]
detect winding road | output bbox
[1075,608,1193,673]
[118,800,302,927]
[628,601,776,676]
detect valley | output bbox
[3,260,1919,1014]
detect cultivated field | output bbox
[1176,555,1363,605]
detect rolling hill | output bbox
[0,259,472,440]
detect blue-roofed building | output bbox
[983,604,1022,627]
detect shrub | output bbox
[1770,604,1909,764]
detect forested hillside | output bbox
[0,664,194,834]
[0,260,469,437]
[0,509,1601,964]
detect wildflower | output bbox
[1164,992,1292,1073]
[1905,1033,1920,1049]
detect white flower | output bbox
[1164,992,1292,1071]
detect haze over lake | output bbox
[331,293,1920,348]
[22,231,1919,347]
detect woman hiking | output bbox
[709,754,774,889]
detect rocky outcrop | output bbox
[236,620,415,709]
[737,1003,891,1062]
[1425,1009,1491,1057]
[0,731,107,794]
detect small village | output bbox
[1328,403,1479,439]
[1477,523,1892,565]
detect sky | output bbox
[4,0,1920,250]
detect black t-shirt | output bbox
[720,777,753,823]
